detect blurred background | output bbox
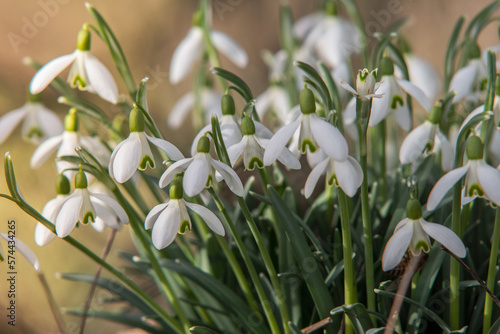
[0,0,498,333]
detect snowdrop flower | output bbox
[264,87,348,166]
[255,86,291,125]
[382,199,466,271]
[34,174,71,247]
[427,136,500,211]
[169,13,248,84]
[295,6,360,68]
[146,180,224,249]
[31,109,109,179]
[190,94,242,156]
[399,104,454,171]
[160,135,244,197]
[0,93,63,145]
[0,233,41,272]
[30,26,118,104]
[54,168,128,238]
[168,88,222,129]
[228,116,300,170]
[109,106,184,183]
[340,68,381,102]
[304,151,363,198]
[395,53,442,102]
[369,57,432,130]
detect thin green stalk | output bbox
[208,188,281,334]
[482,208,500,333]
[356,98,376,316]
[376,121,387,201]
[37,272,66,334]
[338,189,358,334]
[450,179,462,330]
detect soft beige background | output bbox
[0,1,498,333]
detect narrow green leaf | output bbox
[189,326,222,334]
[211,67,253,102]
[294,61,333,110]
[488,317,500,334]
[268,187,338,330]
[342,303,375,333]
[63,308,168,334]
[444,17,465,91]
[464,1,500,39]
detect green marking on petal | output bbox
[83,211,94,224]
[301,139,316,153]
[27,127,43,139]
[415,240,430,254]
[206,174,213,188]
[391,95,404,109]
[468,184,484,197]
[480,78,488,91]
[248,157,264,170]
[179,220,191,234]
[72,74,87,89]
[139,155,154,170]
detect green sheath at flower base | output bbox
[192,10,203,27]
[325,1,337,15]
[241,116,255,136]
[221,94,236,116]
[427,104,443,124]
[129,107,145,133]
[169,180,183,199]
[27,90,42,103]
[76,26,91,51]
[197,136,210,153]
[75,168,88,189]
[300,87,316,114]
[56,174,71,195]
[380,57,394,76]
[466,136,484,160]
[64,108,79,132]
[496,74,500,97]
[406,198,423,220]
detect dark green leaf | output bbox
[189,326,222,334]
[211,67,253,102]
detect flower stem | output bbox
[37,272,66,334]
[338,189,358,334]
[450,182,462,330]
[482,207,500,333]
[208,188,281,334]
[356,98,376,316]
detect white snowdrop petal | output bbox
[477,162,500,206]
[336,157,363,197]
[0,107,28,145]
[169,27,204,84]
[382,221,414,271]
[111,134,142,183]
[449,64,477,103]
[369,80,391,127]
[264,117,302,166]
[420,221,466,258]
[159,158,193,189]
[168,92,194,128]
[186,202,225,236]
[146,135,185,162]
[435,131,454,171]
[304,158,329,198]
[310,114,348,161]
[211,159,244,197]
[404,54,442,101]
[34,223,56,247]
[397,78,433,112]
[91,193,129,224]
[151,202,181,249]
[30,134,64,168]
[399,122,432,164]
[276,145,301,170]
[84,53,119,104]
[184,156,210,197]
[145,203,169,230]
[0,233,41,272]
[211,30,248,68]
[56,195,83,238]
[227,138,247,167]
[36,106,64,139]
[427,165,470,211]
[30,52,77,94]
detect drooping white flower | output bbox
[382,199,466,271]
[145,180,224,249]
[304,152,363,198]
[0,233,41,272]
[53,169,128,238]
[296,10,360,68]
[255,86,291,125]
[399,105,454,171]
[264,87,348,166]
[160,136,244,197]
[168,88,222,129]
[369,57,432,130]
[227,116,300,170]
[190,94,242,156]
[0,94,63,146]
[427,136,500,211]
[31,109,110,179]
[109,107,184,183]
[30,27,118,104]
[169,21,248,84]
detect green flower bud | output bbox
[169,180,183,199]
[406,198,422,220]
[221,94,236,116]
[299,87,316,114]
[197,136,210,153]
[75,168,88,189]
[466,135,484,160]
[76,27,91,51]
[241,116,255,136]
[56,174,71,195]
[64,108,79,132]
[129,107,144,132]
[427,104,442,124]
[380,57,394,76]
